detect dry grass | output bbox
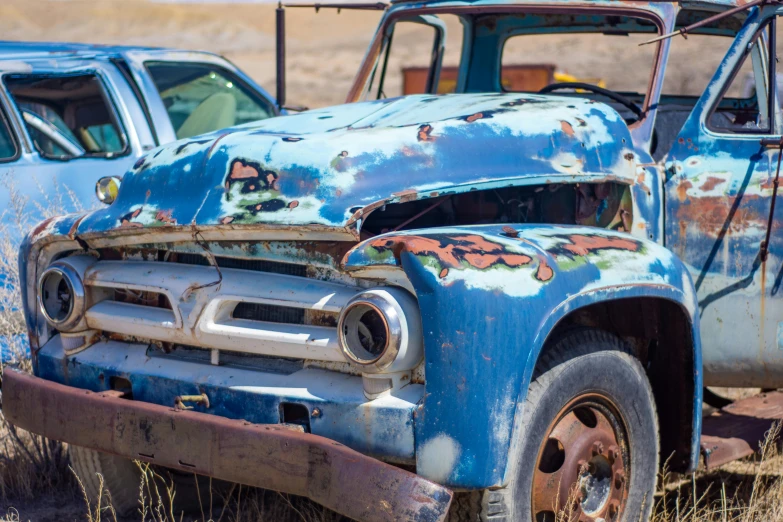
[3,415,783,521]
[0,416,340,521]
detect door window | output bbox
[4,74,127,160]
[145,62,275,139]
[707,21,775,134]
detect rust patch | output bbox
[561,234,640,256]
[677,179,693,202]
[369,234,532,271]
[220,216,234,224]
[439,268,449,278]
[31,217,56,239]
[393,189,418,203]
[674,194,767,238]
[536,260,554,281]
[502,226,519,238]
[288,201,299,209]
[465,113,485,123]
[155,210,176,225]
[3,371,453,522]
[230,161,260,180]
[417,124,435,142]
[700,177,726,192]
[119,208,143,228]
[560,121,575,137]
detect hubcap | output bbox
[532,395,629,522]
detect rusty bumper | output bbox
[2,370,452,522]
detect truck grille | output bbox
[232,302,306,325]
[76,258,358,363]
[172,253,307,278]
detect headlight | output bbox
[38,262,86,332]
[337,287,422,373]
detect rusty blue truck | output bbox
[6,0,783,521]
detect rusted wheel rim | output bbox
[532,394,629,522]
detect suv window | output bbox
[4,74,127,160]
[145,62,275,139]
[0,106,17,161]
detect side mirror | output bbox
[95,176,122,205]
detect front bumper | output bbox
[3,370,452,522]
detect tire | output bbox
[70,446,222,517]
[70,445,141,516]
[446,329,659,522]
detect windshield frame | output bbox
[347,2,668,133]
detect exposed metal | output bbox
[3,370,452,522]
[532,396,629,522]
[701,391,783,469]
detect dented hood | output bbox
[75,92,636,237]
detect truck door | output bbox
[120,50,278,143]
[0,58,150,230]
[664,9,783,387]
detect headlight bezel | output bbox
[37,262,86,332]
[337,287,422,374]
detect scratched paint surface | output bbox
[345,224,700,486]
[73,93,635,235]
[664,4,783,388]
[36,337,420,462]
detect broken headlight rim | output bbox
[337,287,423,373]
[37,262,86,332]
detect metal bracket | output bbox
[174,393,210,410]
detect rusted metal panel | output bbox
[3,370,452,522]
[663,4,783,389]
[700,391,783,469]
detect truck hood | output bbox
[75,92,636,238]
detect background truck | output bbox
[6,1,783,522]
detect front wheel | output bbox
[451,329,659,522]
[520,329,659,522]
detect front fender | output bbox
[343,224,701,488]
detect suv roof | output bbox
[388,0,750,8]
[0,41,169,61]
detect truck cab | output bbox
[6,3,783,522]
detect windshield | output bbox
[356,8,664,124]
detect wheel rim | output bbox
[531,394,629,522]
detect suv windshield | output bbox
[146,62,275,139]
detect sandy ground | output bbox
[0,0,385,109]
